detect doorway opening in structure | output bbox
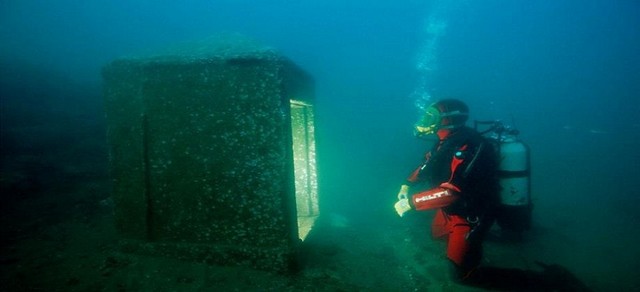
[290,100,319,241]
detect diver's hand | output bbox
[394,198,411,217]
[397,184,410,200]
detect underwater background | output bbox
[1,0,639,291]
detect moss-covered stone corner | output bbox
[102,35,314,273]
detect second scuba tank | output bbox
[476,121,532,232]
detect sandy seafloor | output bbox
[1,162,638,292]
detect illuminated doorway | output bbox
[290,100,319,241]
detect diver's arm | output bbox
[395,182,460,217]
[411,182,460,211]
[411,142,482,210]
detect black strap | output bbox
[463,142,484,178]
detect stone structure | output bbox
[102,37,317,272]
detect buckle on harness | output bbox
[465,216,481,242]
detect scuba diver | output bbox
[393,99,592,291]
[393,98,500,281]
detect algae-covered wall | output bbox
[102,38,314,272]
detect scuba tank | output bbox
[475,120,532,232]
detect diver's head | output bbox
[414,98,469,140]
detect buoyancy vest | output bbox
[415,127,500,218]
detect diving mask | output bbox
[414,106,441,138]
